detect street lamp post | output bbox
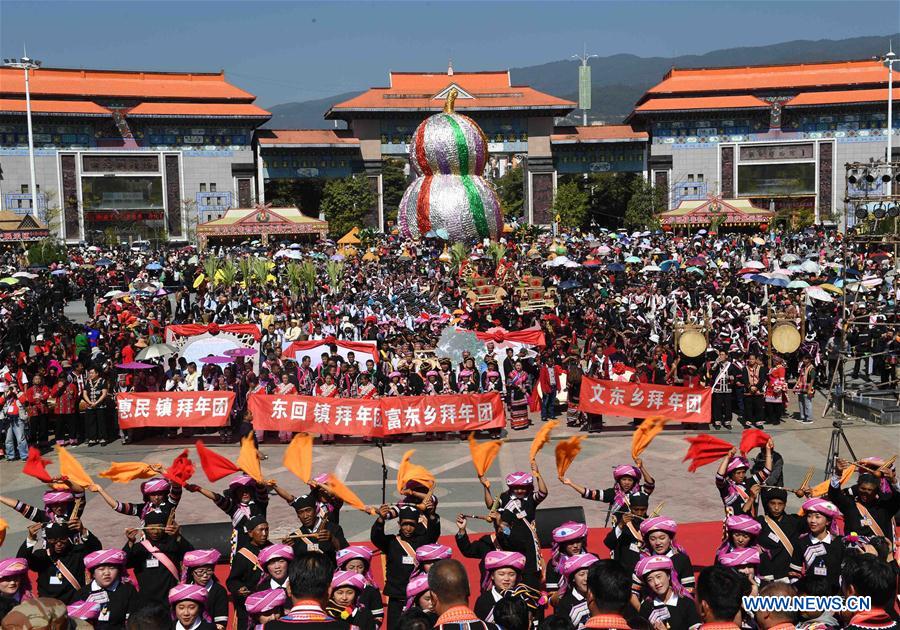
[4,53,42,220]
[571,45,597,127]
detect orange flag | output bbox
[529,420,558,463]
[810,465,855,497]
[469,434,502,477]
[235,433,263,483]
[326,474,370,513]
[99,462,156,483]
[631,416,670,460]
[397,450,435,494]
[284,433,313,483]
[555,436,585,478]
[0,516,7,547]
[56,445,94,487]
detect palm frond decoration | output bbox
[202,257,219,286]
[325,260,345,294]
[299,261,317,295]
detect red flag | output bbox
[683,434,732,472]
[739,429,771,455]
[163,449,195,486]
[22,447,53,483]
[195,440,240,482]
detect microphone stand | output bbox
[375,439,388,505]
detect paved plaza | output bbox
[1,299,897,551]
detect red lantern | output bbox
[662,224,672,232]
[759,223,768,232]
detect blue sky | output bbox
[1,1,897,107]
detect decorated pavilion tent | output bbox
[660,197,773,229]
[0,211,49,242]
[197,205,327,249]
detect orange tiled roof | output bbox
[256,129,360,146]
[551,125,648,143]
[646,60,888,96]
[126,102,270,118]
[634,95,770,113]
[786,87,888,107]
[327,70,574,116]
[0,98,111,116]
[0,67,256,101]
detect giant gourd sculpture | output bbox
[397,88,503,243]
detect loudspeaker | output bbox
[180,521,232,561]
[534,506,586,548]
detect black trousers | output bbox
[84,407,107,442]
[386,596,405,630]
[54,413,76,442]
[743,395,764,424]
[712,392,732,424]
[30,413,48,443]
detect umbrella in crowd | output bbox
[135,343,178,361]
[116,361,155,370]
[224,347,257,357]
[200,355,233,364]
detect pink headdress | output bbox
[141,478,170,495]
[331,570,367,592]
[246,588,287,614]
[0,558,28,579]
[640,516,677,538]
[183,549,221,568]
[725,456,750,474]
[84,549,126,571]
[336,546,376,586]
[550,521,589,581]
[228,474,256,489]
[485,550,526,572]
[718,548,761,568]
[725,515,762,536]
[415,543,452,564]
[259,544,294,566]
[405,574,430,610]
[801,498,843,535]
[613,464,641,481]
[635,555,690,599]
[505,472,533,487]
[168,583,208,607]
[42,490,74,505]
[560,552,599,591]
[67,600,102,621]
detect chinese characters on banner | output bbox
[247,392,505,437]
[116,392,235,429]
[578,376,711,423]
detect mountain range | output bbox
[263,34,898,129]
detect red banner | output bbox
[165,324,262,341]
[115,392,235,429]
[283,337,379,363]
[473,327,546,347]
[578,376,711,423]
[247,392,505,437]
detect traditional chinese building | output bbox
[0,66,270,242]
[196,205,328,249]
[627,59,897,224]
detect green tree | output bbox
[320,175,376,238]
[624,179,667,230]
[586,172,637,228]
[552,180,589,229]
[381,158,407,228]
[495,165,524,219]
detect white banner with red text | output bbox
[116,391,236,429]
[247,391,505,436]
[578,376,711,423]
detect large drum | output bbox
[771,324,802,354]
[678,329,707,358]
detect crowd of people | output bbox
[0,225,898,629]
[1,225,899,454]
